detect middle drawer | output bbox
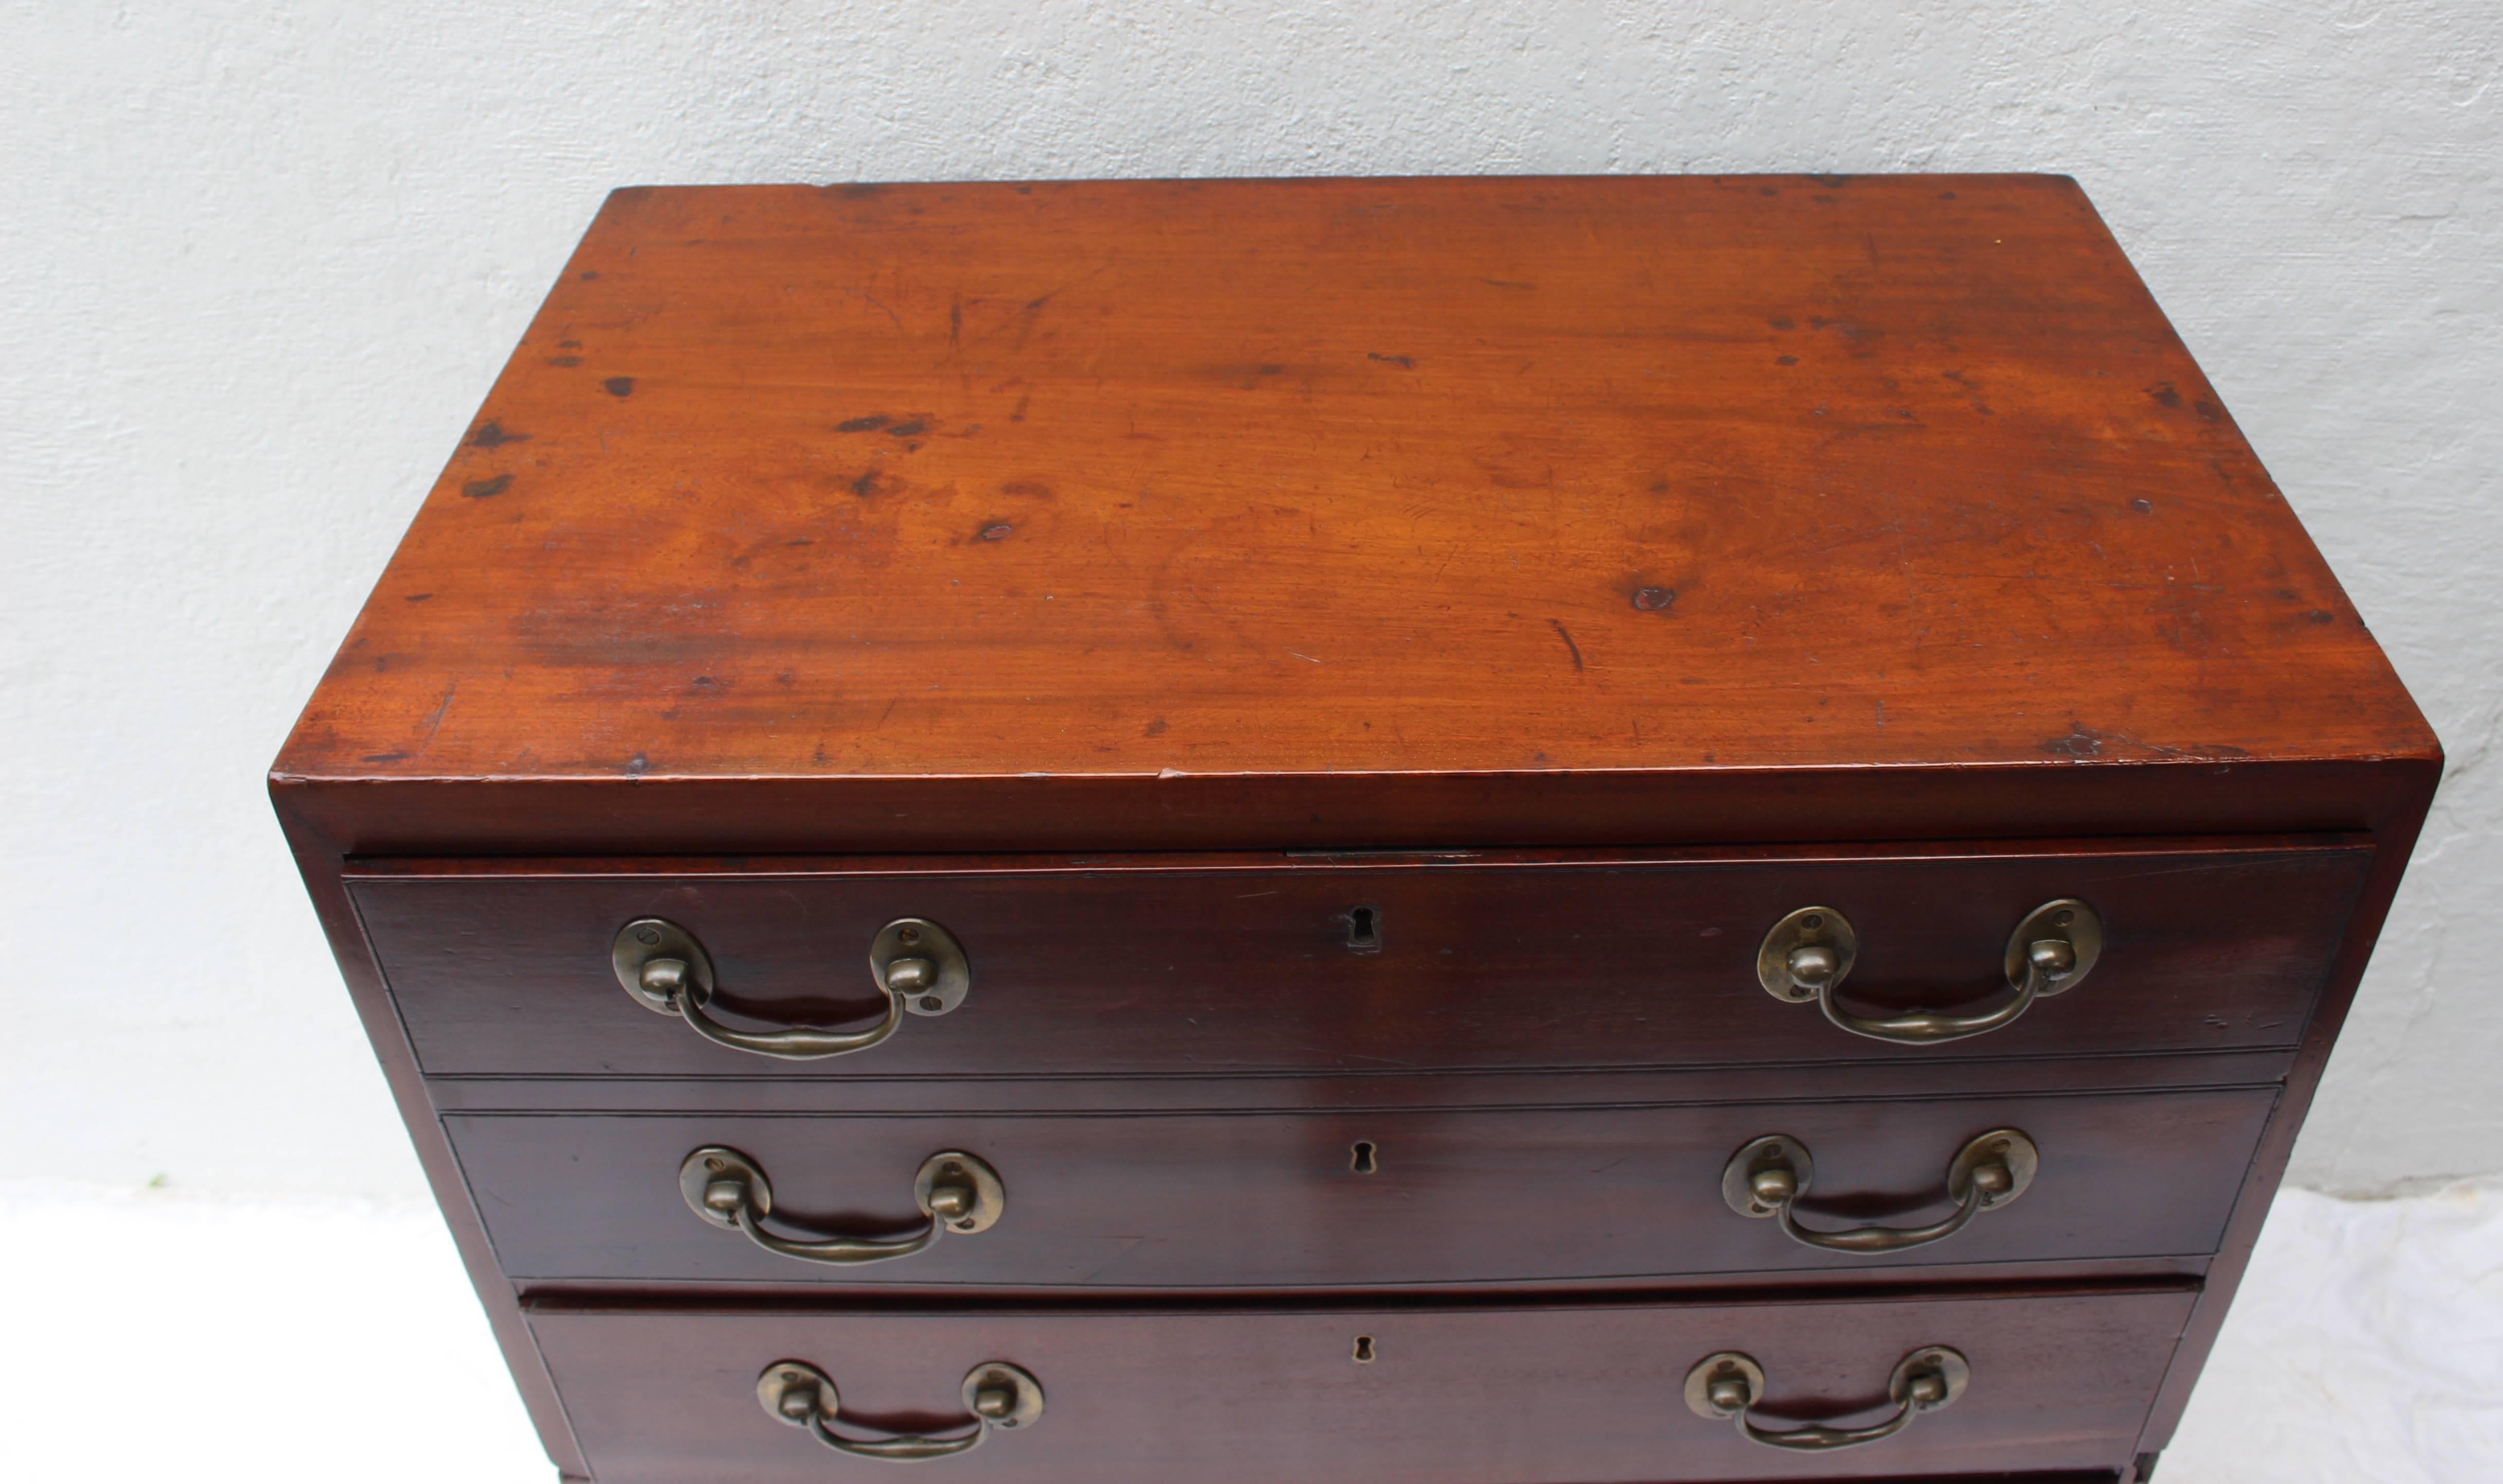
[452,1088,2272,1289]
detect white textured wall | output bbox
[4,3,2495,1200]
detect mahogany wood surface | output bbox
[527,1288,2195,1483]
[354,840,2367,1082]
[271,175,2435,857]
[449,1089,2273,1290]
[2130,766,2439,1458]
[266,175,2445,1482]
[273,818,592,1478]
[419,1050,2301,1116]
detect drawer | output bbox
[528,1287,2195,1482]
[456,1089,2273,1288]
[357,838,2367,1081]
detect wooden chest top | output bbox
[274,175,2433,852]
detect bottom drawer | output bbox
[531,1288,2194,1482]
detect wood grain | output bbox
[273,176,2435,856]
[449,1089,2274,1290]
[351,839,2370,1081]
[527,1288,2195,1483]
[262,175,2445,1483]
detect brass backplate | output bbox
[1720,1135,1817,1217]
[758,1359,837,1426]
[1684,1352,1766,1419]
[681,1146,770,1228]
[2004,898,2103,997]
[1756,907,1859,1002]
[613,918,716,1015]
[914,1150,1007,1234]
[1945,1128,2039,1208]
[870,918,972,1017]
[959,1361,1045,1430]
[1888,1346,1970,1408]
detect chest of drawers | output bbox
[275,175,2437,1483]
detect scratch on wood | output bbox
[418,680,458,743]
[1547,618,1585,672]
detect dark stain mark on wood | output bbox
[949,296,962,347]
[544,356,582,367]
[1367,353,1415,369]
[1011,394,1030,422]
[852,470,885,499]
[837,415,889,433]
[2307,610,2337,624]
[980,523,1013,541]
[469,422,529,448]
[1776,355,1799,365]
[1769,316,1795,329]
[2148,382,2183,409]
[1548,619,1585,672]
[462,474,513,500]
[578,270,599,281]
[1941,369,1994,415]
[1814,173,1853,188]
[558,340,582,350]
[1632,587,1677,612]
[603,377,636,397]
[361,750,409,763]
[888,417,928,437]
[1144,718,1167,737]
[405,592,432,602]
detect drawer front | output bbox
[457,1089,2272,1288]
[357,840,2368,1080]
[529,1289,2194,1482]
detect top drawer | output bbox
[354,837,2368,1082]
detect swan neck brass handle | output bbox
[1723,1130,2038,1253]
[1758,900,2101,1045]
[612,917,969,1061]
[1686,1347,1967,1451]
[683,1147,1004,1266]
[759,1360,1042,1461]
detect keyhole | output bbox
[1345,905,1380,952]
[1352,1335,1376,1363]
[1350,1140,1378,1175]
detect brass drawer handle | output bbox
[759,1359,1042,1462]
[683,1146,1004,1266]
[1721,1129,2037,1253]
[1686,1346,1967,1451]
[1757,899,2101,1044]
[611,917,969,1060]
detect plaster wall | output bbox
[4,1,2495,1199]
